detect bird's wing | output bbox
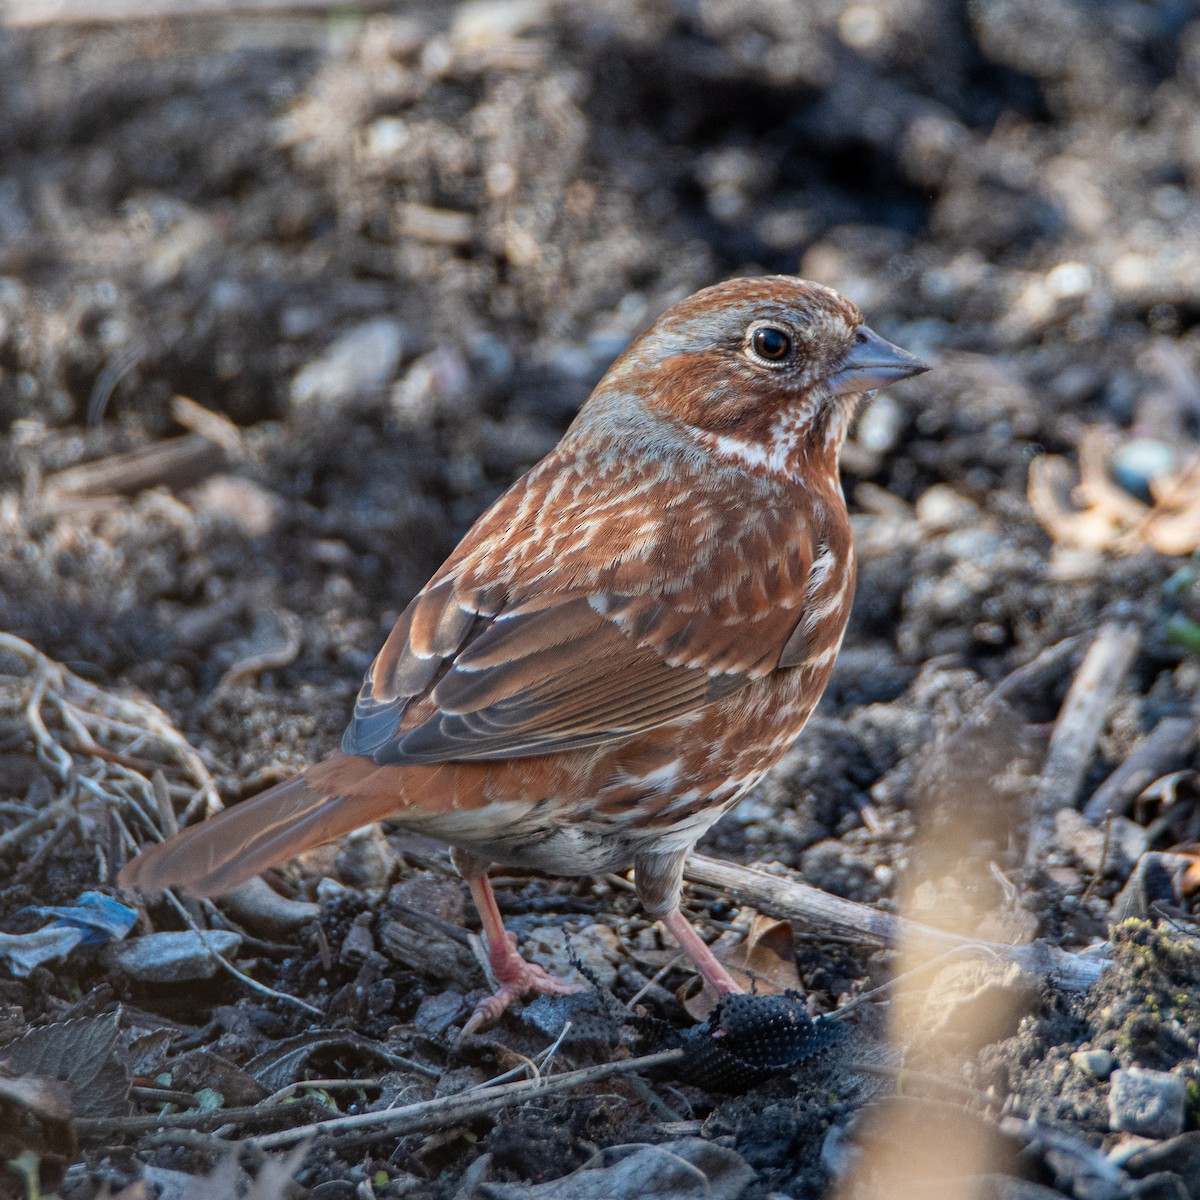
[343,470,819,765]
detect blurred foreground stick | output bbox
[3,0,394,24]
[684,854,1106,992]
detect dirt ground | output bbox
[3,1,1200,1197]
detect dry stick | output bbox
[249,1049,685,1151]
[79,1050,685,1146]
[1083,715,1197,820]
[683,854,1105,991]
[1024,621,1141,869]
[42,434,225,499]
[0,632,222,817]
[76,1097,336,1139]
[0,798,74,858]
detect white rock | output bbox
[291,318,406,409]
[1108,1068,1187,1138]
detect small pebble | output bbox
[1071,1048,1116,1080]
[291,318,407,409]
[1111,438,1178,504]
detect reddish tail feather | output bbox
[117,752,388,897]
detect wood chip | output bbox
[1024,621,1141,867]
[397,203,474,246]
[43,434,225,500]
[1083,715,1197,820]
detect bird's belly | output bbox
[423,810,644,876]
[392,666,831,872]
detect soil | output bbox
[3,2,1200,1198]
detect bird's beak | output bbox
[827,326,930,396]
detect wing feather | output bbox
[341,466,823,767]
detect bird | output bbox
[119,275,929,1033]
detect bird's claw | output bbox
[460,945,587,1038]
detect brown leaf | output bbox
[0,1070,77,1173]
[0,1073,74,1123]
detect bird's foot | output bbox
[462,932,587,1037]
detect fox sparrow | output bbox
[120,276,928,1031]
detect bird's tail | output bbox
[117,751,388,897]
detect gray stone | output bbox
[291,317,406,409]
[1072,1049,1116,1080]
[414,990,468,1038]
[1055,808,1147,876]
[104,930,241,982]
[1108,1068,1187,1138]
[524,923,621,989]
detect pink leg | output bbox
[660,908,741,995]
[456,854,586,1036]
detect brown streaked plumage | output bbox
[119,275,929,1031]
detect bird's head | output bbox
[595,275,929,478]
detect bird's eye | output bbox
[749,326,792,363]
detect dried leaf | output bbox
[0,1073,74,1123]
[171,1143,309,1200]
[0,1072,77,1173]
[244,1030,426,1093]
[0,1010,131,1119]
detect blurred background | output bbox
[3,2,1200,1198]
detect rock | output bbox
[919,961,1040,1052]
[1124,1130,1200,1194]
[413,990,468,1038]
[1112,438,1179,503]
[523,923,622,989]
[915,484,980,531]
[391,347,472,426]
[334,823,399,890]
[290,317,407,409]
[1071,1049,1116,1080]
[1108,1069,1187,1138]
[104,930,242,982]
[1055,809,1147,877]
[185,474,282,537]
[338,911,375,965]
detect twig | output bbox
[76,1096,335,1139]
[249,1049,685,1150]
[0,798,74,858]
[845,1059,986,1105]
[626,954,684,1008]
[1024,622,1141,868]
[264,1079,381,1106]
[216,611,303,691]
[830,942,994,1021]
[1083,715,1196,820]
[43,434,225,500]
[683,854,1105,991]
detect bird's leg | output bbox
[452,847,586,1036]
[635,850,741,996]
